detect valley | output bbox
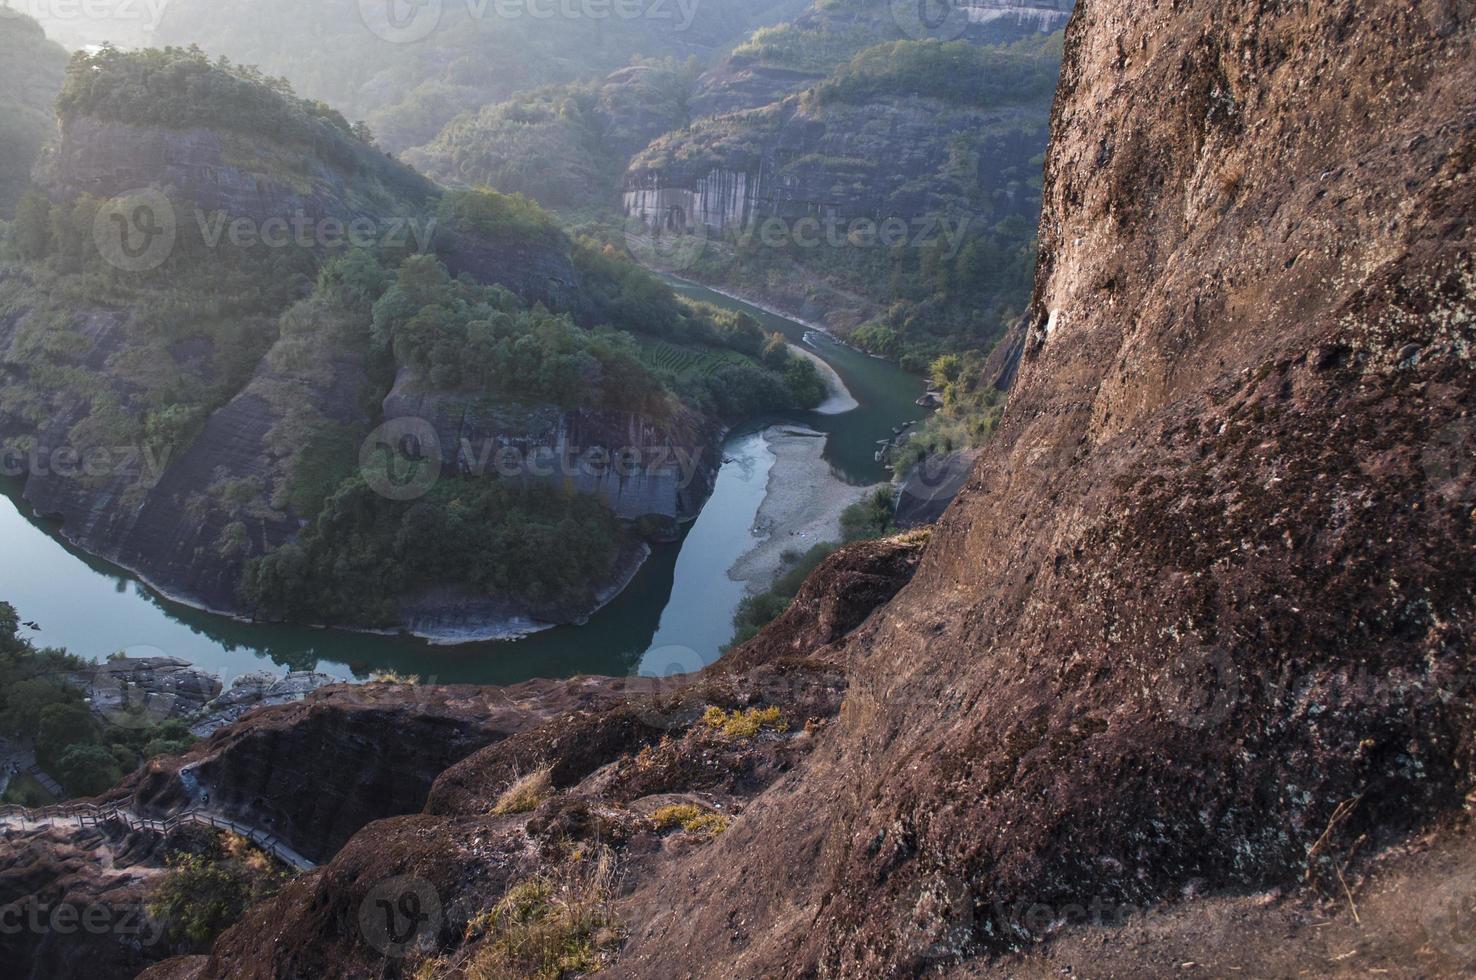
[0,279,921,684]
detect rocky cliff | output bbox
[622,2,1065,359]
[108,0,1476,977]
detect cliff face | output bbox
[0,81,714,621]
[44,116,437,226]
[382,371,717,525]
[615,1,1476,974]
[622,2,1065,345]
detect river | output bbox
[0,281,924,685]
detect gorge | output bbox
[1,0,1474,978]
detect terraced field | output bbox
[637,339,753,379]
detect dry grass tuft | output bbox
[649,803,731,836]
[701,705,785,739]
[491,766,553,815]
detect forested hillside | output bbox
[152,0,810,152]
[0,49,824,633]
[0,14,67,217]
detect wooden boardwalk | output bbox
[0,801,316,871]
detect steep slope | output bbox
[0,14,67,217]
[120,0,1473,977]
[614,0,1476,973]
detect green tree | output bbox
[12,191,51,260]
[55,744,123,797]
[36,700,97,766]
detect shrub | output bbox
[147,848,287,949]
[492,767,554,815]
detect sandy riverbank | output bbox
[789,344,859,414]
[727,426,883,593]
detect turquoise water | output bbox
[0,282,923,685]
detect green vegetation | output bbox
[840,487,899,541]
[150,0,810,152]
[57,46,387,176]
[241,476,627,625]
[0,602,199,799]
[1,772,56,807]
[148,834,289,949]
[897,350,1008,472]
[370,253,666,410]
[406,59,700,208]
[815,35,1064,109]
[0,15,67,218]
